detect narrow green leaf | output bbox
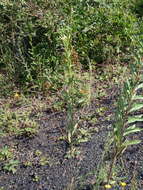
[125,124,136,131]
[77,138,89,143]
[129,103,143,113]
[122,140,141,147]
[123,127,142,136]
[132,95,143,100]
[72,123,78,135]
[135,83,143,91]
[127,115,143,124]
[68,133,72,144]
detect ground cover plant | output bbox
[1,0,143,190]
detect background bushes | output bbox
[0,0,143,88]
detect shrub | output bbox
[71,0,141,64]
[0,0,142,88]
[0,0,61,86]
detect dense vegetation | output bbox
[1,0,143,190]
[1,0,143,92]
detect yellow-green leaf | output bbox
[129,103,143,113]
[122,140,141,147]
[127,115,143,124]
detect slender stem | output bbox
[107,151,117,183]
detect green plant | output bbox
[107,58,143,183]
[65,147,80,159]
[1,0,142,92]
[0,74,14,97]
[0,146,13,161]
[3,159,19,174]
[0,146,19,174]
[39,156,50,166]
[0,0,62,88]
[24,161,32,167]
[0,108,38,137]
[32,174,40,182]
[60,23,92,146]
[70,0,141,64]
[60,22,79,145]
[132,0,143,17]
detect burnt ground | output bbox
[0,69,143,190]
[0,97,112,190]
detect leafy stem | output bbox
[107,59,143,183]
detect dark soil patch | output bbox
[0,90,143,190]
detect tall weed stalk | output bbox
[60,24,78,145]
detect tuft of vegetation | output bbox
[0,107,38,137]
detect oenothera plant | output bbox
[60,22,90,147]
[60,24,78,145]
[107,60,143,182]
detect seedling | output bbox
[3,159,19,174]
[32,174,40,182]
[0,146,13,161]
[0,108,38,137]
[65,147,80,159]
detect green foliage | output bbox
[0,74,14,97]
[60,24,79,145]
[113,66,143,155]
[0,108,38,137]
[0,145,19,174]
[3,159,19,174]
[71,0,141,64]
[0,0,61,86]
[0,0,143,89]
[59,23,92,146]
[107,58,143,183]
[0,146,13,161]
[132,0,143,17]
